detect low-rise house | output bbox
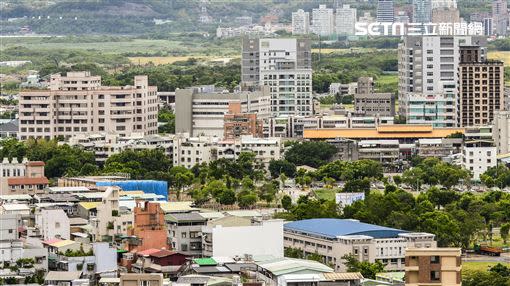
[44,271,83,286]
[253,257,333,286]
[166,212,207,256]
[0,158,48,195]
[35,208,70,240]
[132,249,187,277]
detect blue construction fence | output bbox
[96,180,168,200]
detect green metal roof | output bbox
[193,258,217,266]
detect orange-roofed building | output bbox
[304,125,465,141]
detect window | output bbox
[182,232,187,238]
[431,256,440,264]
[430,270,440,281]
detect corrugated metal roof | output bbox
[78,202,100,210]
[284,219,407,239]
[322,272,364,280]
[257,257,333,276]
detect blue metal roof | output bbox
[284,219,407,239]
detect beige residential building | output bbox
[120,273,164,286]
[19,71,158,140]
[405,248,461,286]
[0,157,48,195]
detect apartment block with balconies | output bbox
[405,248,461,286]
[18,71,158,140]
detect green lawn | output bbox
[462,261,500,275]
[313,189,338,201]
[0,36,240,56]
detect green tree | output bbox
[342,254,385,279]
[285,141,337,168]
[501,223,510,244]
[268,159,296,178]
[281,195,293,211]
[237,192,258,209]
[218,189,236,205]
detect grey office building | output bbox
[354,93,396,117]
[377,0,394,23]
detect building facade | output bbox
[413,0,432,23]
[405,248,461,286]
[336,5,357,36]
[493,110,510,154]
[175,86,270,137]
[354,93,396,117]
[242,38,313,117]
[377,0,395,23]
[492,0,509,36]
[458,46,504,127]
[0,158,48,195]
[292,9,310,35]
[284,219,436,272]
[18,71,158,140]
[398,36,486,127]
[311,5,335,37]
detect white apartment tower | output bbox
[242,38,313,116]
[398,36,486,127]
[19,71,158,140]
[292,9,310,35]
[336,5,357,36]
[311,4,335,37]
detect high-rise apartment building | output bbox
[405,248,461,286]
[493,110,510,154]
[292,9,310,35]
[311,4,335,37]
[242,38,313,116]
[336,5,357,36]
[492,0,509,36]
[484,18,494,36]
[458,46,504,127]
[431,0,457,9]
[413,0,432,23]
[377,0,395,23]
[398,36,486,127]
[18,71,158,140]
[431,7,460,24]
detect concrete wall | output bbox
[212,220,284,258]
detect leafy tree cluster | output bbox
[481,165,510,189]
[104,149,172,179]
[158,107,175,134]
[313,51,397,93]
[318,94,353,105]
[344,188,510,248]
[0,138,96,178]
[342,254,385,279]
[284,141,338,168]
[463,263,510,286]
[402,157,471,191]
[188,153,278,208]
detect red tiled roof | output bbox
[7,177,49,185]
[27,161,45,167]
[150,249,180,258]
[42,238,62,245]
[137,248,162,256]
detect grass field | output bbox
[128,56,237,65]
[0,36,240,56]
[488,51,510,66]
[313,189,338,201]
[462,261,500,275]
